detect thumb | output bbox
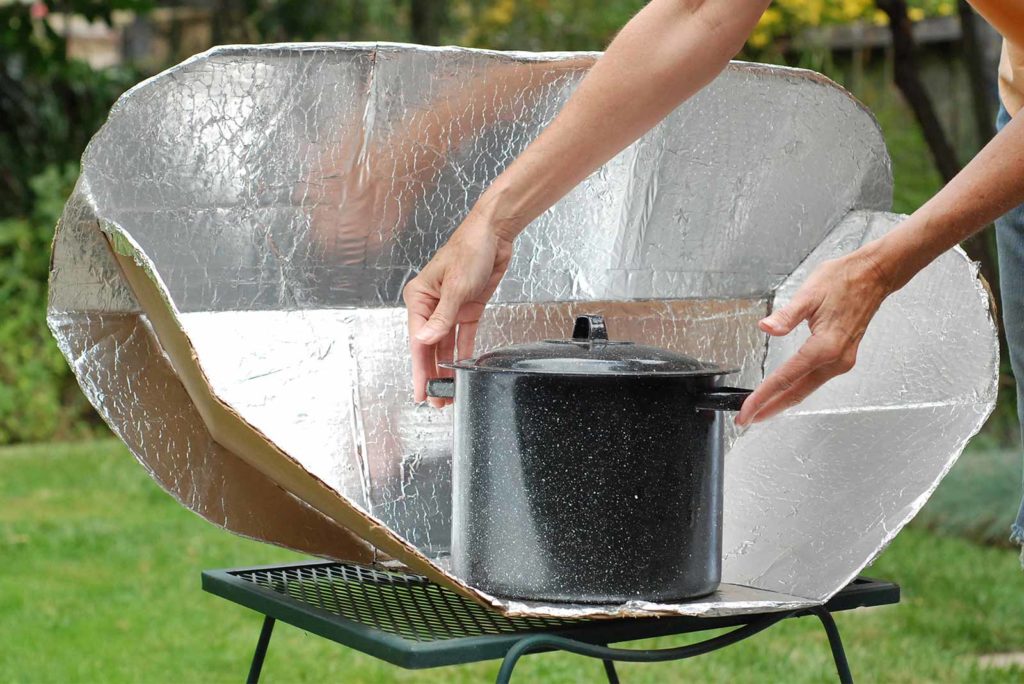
[414,286,464,344]
[760,295,814,336]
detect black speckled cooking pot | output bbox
[426,314,750,604]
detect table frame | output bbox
[201,561,899,683]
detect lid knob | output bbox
[571,314,609,342]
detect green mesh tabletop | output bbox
[201,559,899,672]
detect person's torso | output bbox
[967,0,1024,116]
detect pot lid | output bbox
[448,314,737,377]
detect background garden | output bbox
[2,0,1024,681]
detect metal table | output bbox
[202,561,899,683]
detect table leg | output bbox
[601,656,620,684]
[247,616,276,684]
[810,607,853,684]
[495,611,792,684]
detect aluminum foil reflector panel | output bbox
[48,43,996,618]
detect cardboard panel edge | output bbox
[100,226,495,608]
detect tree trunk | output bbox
[957,0,996,146]
[875,0,961,182]
[410,0,447,45]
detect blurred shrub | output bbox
[0,1,148,216]
[454,0,641,50]
[453,0,959,53]
[914,442,1022,547]
[0,164,101,444]
[1,2,153,443]
[749,0,957,52]
[204,0,404,44]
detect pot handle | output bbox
[426,377,455,399]
[572,314,609,341]
[694,387,752,412]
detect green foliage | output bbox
[0,164,99,444]
[746,0,959,57]
[454,0,956,54]
[0,1,151,443]
[0,0,147,215]
[205,0,404,43]
[913,447,1023,547]
[454,0,643,51]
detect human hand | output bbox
[403,212,515,407]
[735,249,896,426]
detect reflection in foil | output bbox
[49,43,996,618]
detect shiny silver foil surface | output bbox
[48,43,997,618]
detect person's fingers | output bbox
[430,329,458,408]
[415,281,467,345]
[435,327,457,372]
[402,221,511,405]
[759,290,819,336]
[748,365,844,424]
[404,273,442,403]
[405,284,438,403]
[735,334,842,426]
[455,319,480,362]
[409,318,436,404]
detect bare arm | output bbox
[404,0,770,404]
[736,112,1024,426]
[478,0,772,240]
[871,112,1024,287]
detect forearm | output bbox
[474,0,770,240]
[866,112,1024,290]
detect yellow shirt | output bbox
[969,0,1024,116]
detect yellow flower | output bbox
[761,7,783,27]
[908,6,925,22]
[839,0,873,22]
[749,30,771,49]
[483,0,516,27]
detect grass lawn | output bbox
[1,439,1023,683]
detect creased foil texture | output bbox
[48,43,996,618]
